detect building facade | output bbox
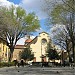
[12,45,25,61]
[0,39,9,62]
[25,32,50,62]
[13,32,62,63]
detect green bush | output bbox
[0,62,14,67]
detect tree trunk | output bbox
[71,38,75,63]
[9,52,13,62]
[72,43,75,63]
[9,47,14,62]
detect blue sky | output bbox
[7,0,21,4]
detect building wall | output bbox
[30,32,50,62]
[13,48,24,61]
[0,40,9,62]
[12,32,61,63]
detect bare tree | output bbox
[42,0,75,62]
[51,25,72,62]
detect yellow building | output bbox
[0,39,9,62]
[13,45,25,61]
[13,32,50,62]
[25,32,50,62]
[13,32,61,63]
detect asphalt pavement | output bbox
[0,66,75,75]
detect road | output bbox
[0,66,75,75]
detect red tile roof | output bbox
[25,39,32,43]
[15,45,25,49]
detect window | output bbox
[5,48,7,57]
[41,38,47,45]
[0,47,1,51]
[43,33,45,35]
[3,45,4,51]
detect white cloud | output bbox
[0,0,48,19]
[0,0,18,7]
[19,0,48,20]
[16,38,25,45]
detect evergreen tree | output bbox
[20,48,34,63]
[46,41,60,61]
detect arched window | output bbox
[41,38,47,45]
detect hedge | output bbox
[0,62,14,67]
